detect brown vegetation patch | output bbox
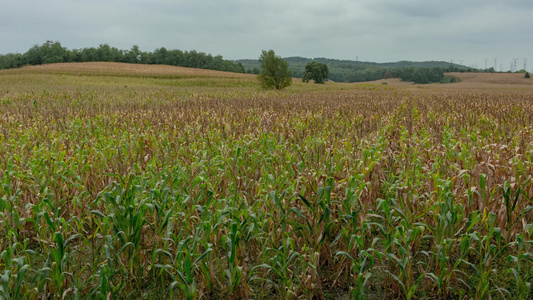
[362,72,533,89]
[446,72,533,88]
[1,61,255,79]
[357,78,415,86]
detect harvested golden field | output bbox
[450,72,533,87]
[0,63,533,299]
[358,78,415,87]
[366,72,533,89]
[2,62,256,79]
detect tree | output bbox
[526,72,530,78]
[24,41,66,65]
[258,50,292,89]
[125,45,141,63]
[40,41,66,64]
[151,47,169,65]
[302,62,329,83]
[80,47,98,62]
[96,44,113,62]
[0,53,26,69]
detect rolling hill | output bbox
[237,56,469,82]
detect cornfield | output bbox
[0,63,532,299]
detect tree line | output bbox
[0,41,245,73]
[241,56,493,84]
[256,50,460,86]
[267,63,463,84]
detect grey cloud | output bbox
[0,0,531,69]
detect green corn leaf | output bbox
[193,248,213,265]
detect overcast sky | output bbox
[1,0,532,70]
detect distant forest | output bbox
[1,41,496,84]
[239,57,486,84]
[0,41,246,73]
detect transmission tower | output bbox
[484,58,488,69]
[513,58,518,72]
[524,58,527,71]
[493,58,497,69]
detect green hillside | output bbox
[238,57,471,83]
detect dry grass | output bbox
[364,71,533,89]
[449,72,533,86]
[1,62,256,79]
[358,78,415,86]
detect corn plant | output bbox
[1,64,533,298]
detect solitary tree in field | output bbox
[302,62,329,83]
[526,72,530,78]
[258,50,292,90]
